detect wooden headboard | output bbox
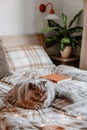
[0,33,46,49]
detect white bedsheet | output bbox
[0,66,87,130]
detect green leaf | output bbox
[68,9,83,28]
[46,36,59,48]
[62,13,67,28]
[68,26,83,34]
[48,20,63,31]
[71,38,81,49]
[42,27,58,33]
[60,37,70,44]
[60,43,66,51]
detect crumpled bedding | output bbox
[0,66,87,130]
[55,65,87,82]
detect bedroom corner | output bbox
[0,1,87,130]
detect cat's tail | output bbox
[55,83,74,104]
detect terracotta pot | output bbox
[60,46,71,58]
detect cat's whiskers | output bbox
[38,109,45,122]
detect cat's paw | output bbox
[35,103,42,110]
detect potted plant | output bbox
[43,10,83,58]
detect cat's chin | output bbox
[39,95,47,102]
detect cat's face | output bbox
[25,80,47,102]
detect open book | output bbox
[41,73,71,83]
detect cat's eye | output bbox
[42,90,46,94]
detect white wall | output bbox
[0,0,35,35]
[0,0,62,35]
[0,0,83,35]
[62,0,83,26]
[33,0,62,32]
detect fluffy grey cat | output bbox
[5,79,73,110]
[5,79,56,109]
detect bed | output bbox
[0,33,87,130]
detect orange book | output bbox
[41,73,71,83]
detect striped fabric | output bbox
[3,45,54,73]
[0,42,10,79]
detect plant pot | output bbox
[60,46,71,58]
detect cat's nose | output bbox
[40,94,42,97]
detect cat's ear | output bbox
[28,82,35,90]
[42,80,47,85]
